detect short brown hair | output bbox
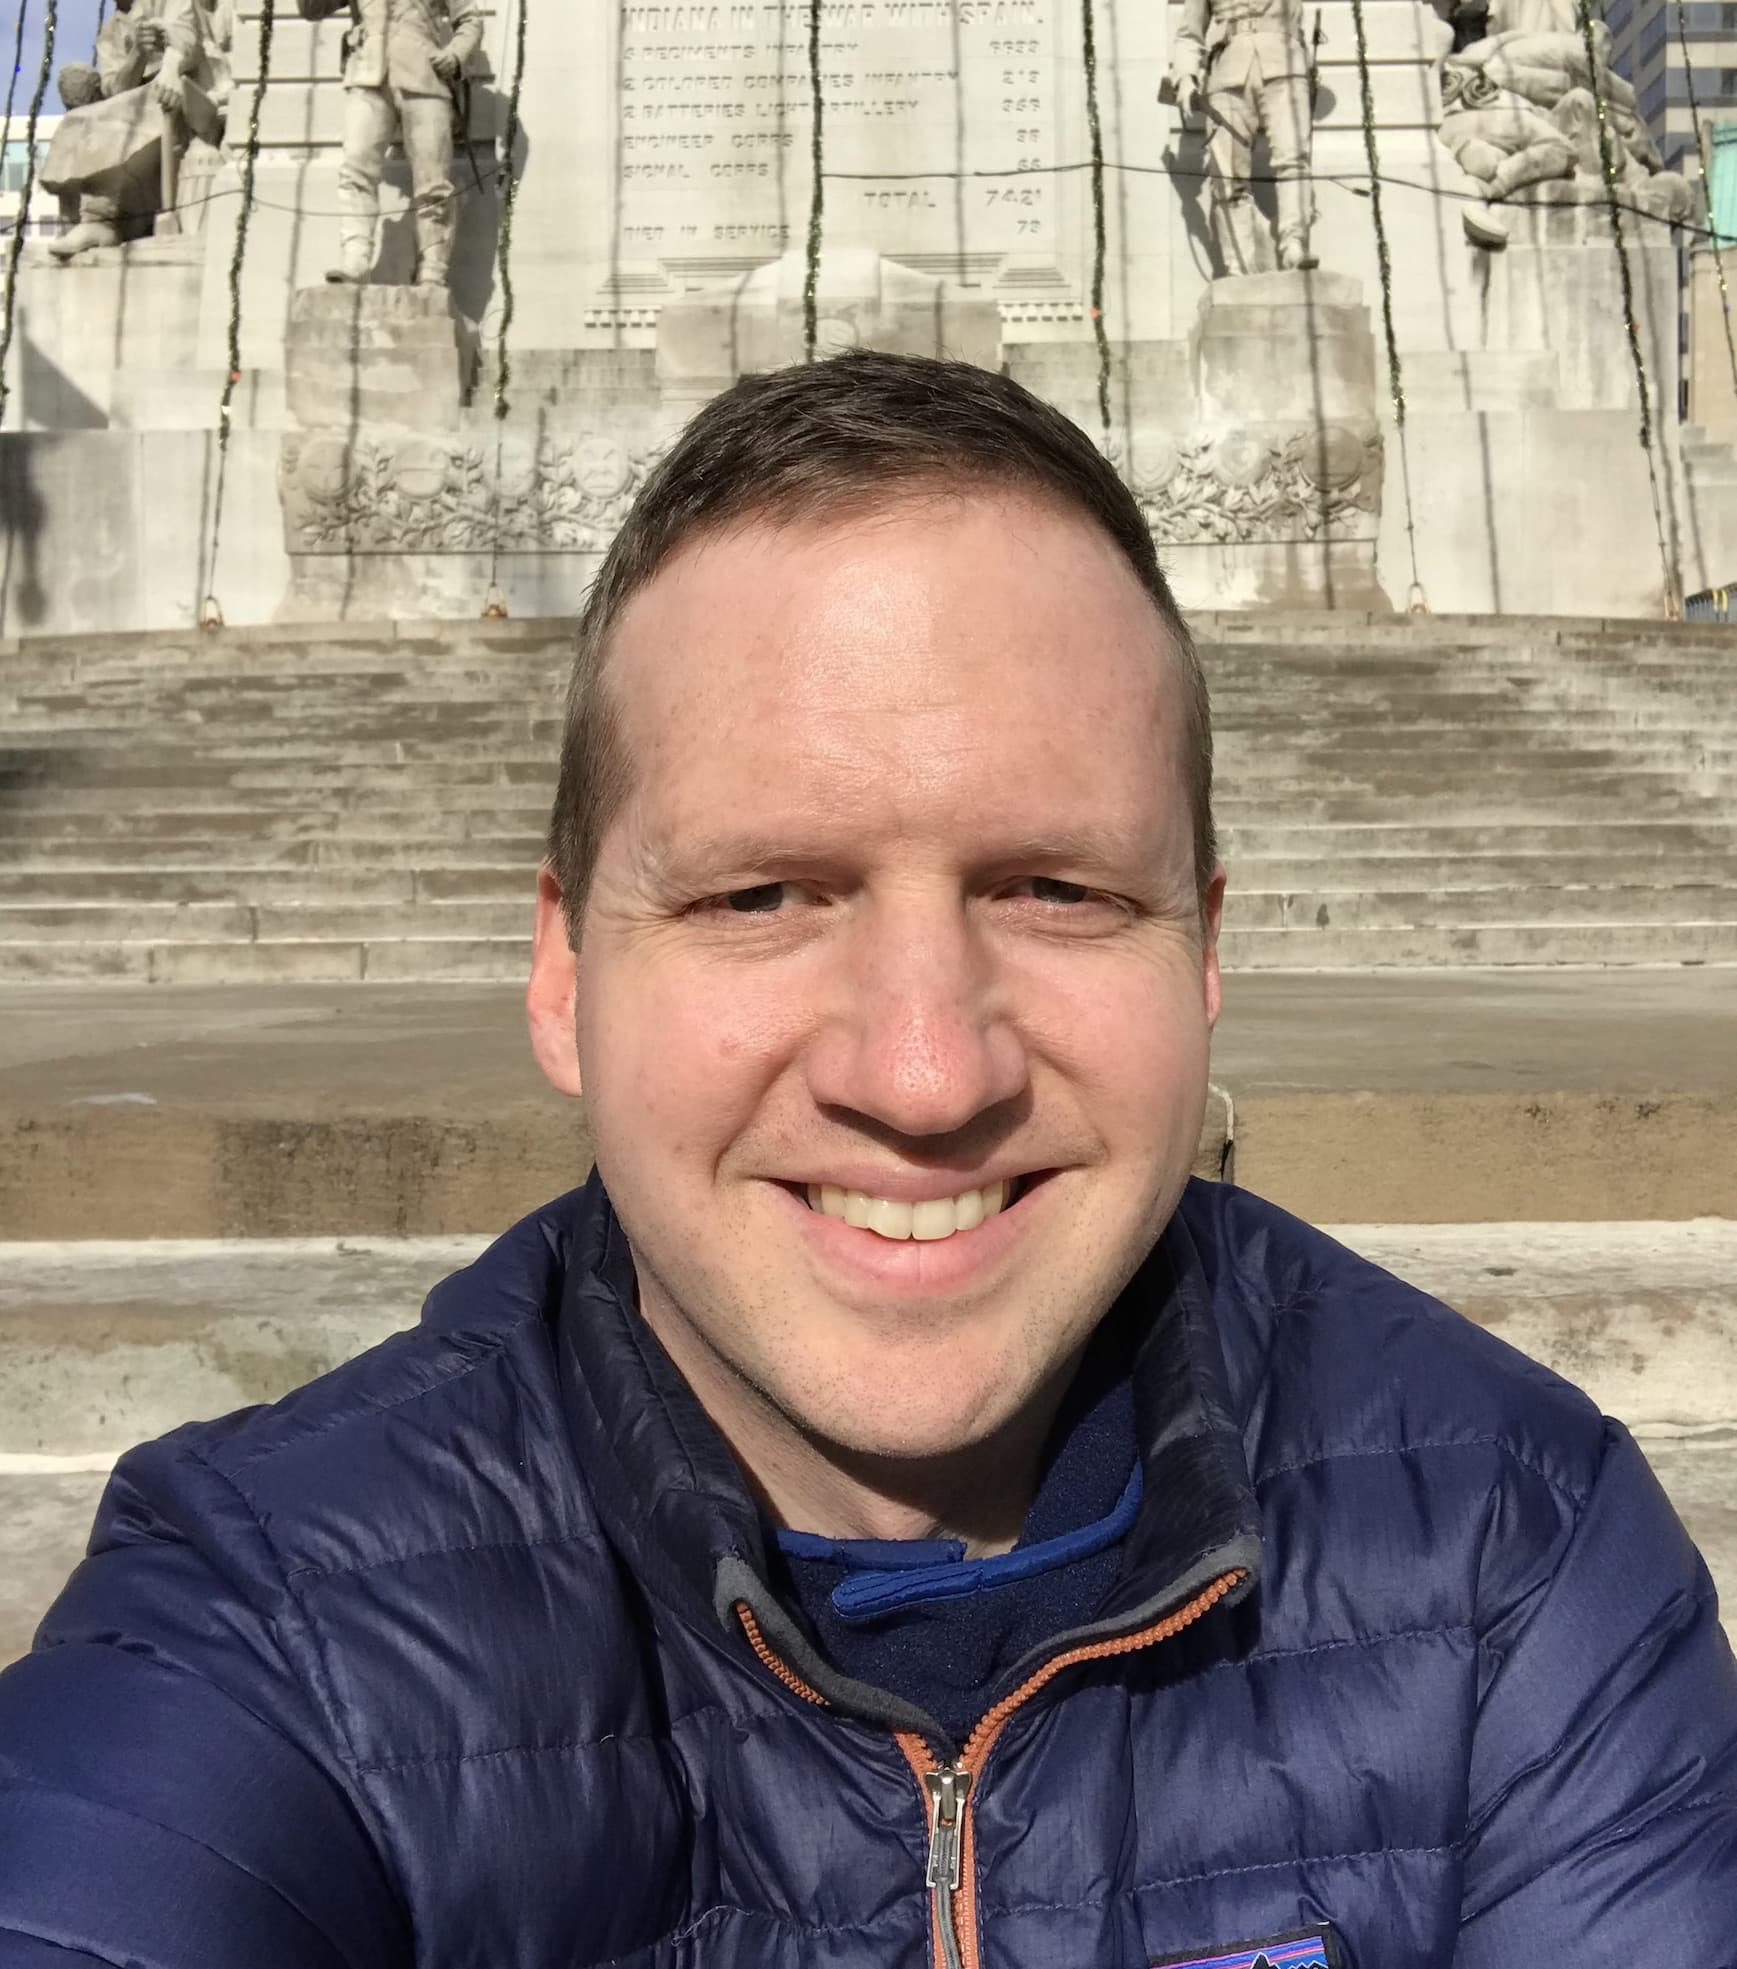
[547,349,1213,936]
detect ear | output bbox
[526,862,585,1099]
[1200,863,1227,1033]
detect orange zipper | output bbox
[738,1567,1246,1969]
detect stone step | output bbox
[4,1219,1732,1665]
[0,868,425,904]
[10,655,1734,707]
[1226,885,1737,931]
[1221,921,1737,966]
[1219,818,1737,854]
[1226,853,1737,889]
[0,855,1726,907]
[13,732,1733,775]
[4,822,1730,869]
[11,697,1736,737]
[10,707,1737,748]
[1,884,1730,947]
[9,785,1730,829]
[4,919,1732,983]
[0,834,553,869]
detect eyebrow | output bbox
[642,824,1156,887]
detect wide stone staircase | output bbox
[0,611,1734,980]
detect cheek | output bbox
[1023,952,1212,1129]
[578,955,803,1166]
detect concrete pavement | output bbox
[0,969,1732,1234]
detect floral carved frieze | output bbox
[279,433,664,556]
[1118,424,1383,545]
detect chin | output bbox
[787,1361,1034,1467]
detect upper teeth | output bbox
[804,1181,1013,1242]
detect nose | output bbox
[803,894,1029,1142]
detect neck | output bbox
[743,1401,1069,1557]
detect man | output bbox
[41,0,230,262]
[0,351,1733,1966]
[298,0,483,288]
[1168,0,1318,273]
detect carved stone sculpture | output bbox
[298,0,485,289]
[1165,0,1318,274]
[1438,0,1693,244]
[1123,424,1382,543]
[41,0,231,261]
[279,433,665,554]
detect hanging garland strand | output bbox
[491,0,529,424]
[0,0,54,433]
[802,0,823,360]
[1575,0,1677,608]
[201,0,274,622]
[1348,0,1422,602]
[1676,0,1737,401]
[1079,0,1111,447]
[484,0,530,611]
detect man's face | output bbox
[544,488,1223,1471]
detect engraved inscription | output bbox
[613,0,1060,268]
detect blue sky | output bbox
[4,2,107,118]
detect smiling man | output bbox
[2,352,1735,1968]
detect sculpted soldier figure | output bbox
[1167,0,1319,273]
[42,0,231,262]
[298,0,484,288]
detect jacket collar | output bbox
[554,1172,1262,1742]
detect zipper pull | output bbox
[924,1764,972,1969]
[924,1764,971,1890]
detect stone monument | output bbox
[1,0,1734,635]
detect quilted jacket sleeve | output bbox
[1455,1421,1737,1961]
[0,1437,409,1969]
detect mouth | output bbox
[786,1172,1050,1244]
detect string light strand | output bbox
[1079,0,1111,448]
[1675,0,1737,401]
[200,0,274,623]
[484,0,530,611]
[491,0,529,423]
[802,0,823,360]
[1575,0,1677,609]
[0,0,54,433]
[1348,0,1421,599]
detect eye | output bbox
[722,882,788,914]
[1027,878,1093,906]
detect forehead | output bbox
[604,489,1186,860]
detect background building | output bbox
[1608,0,1737,170]
[0,116,61,240]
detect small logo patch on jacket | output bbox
[1149,1924,1341,1969]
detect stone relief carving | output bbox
[280,433,664,554]
[1118,424,1382,544]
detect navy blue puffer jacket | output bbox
[3,1177,1735,1967]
